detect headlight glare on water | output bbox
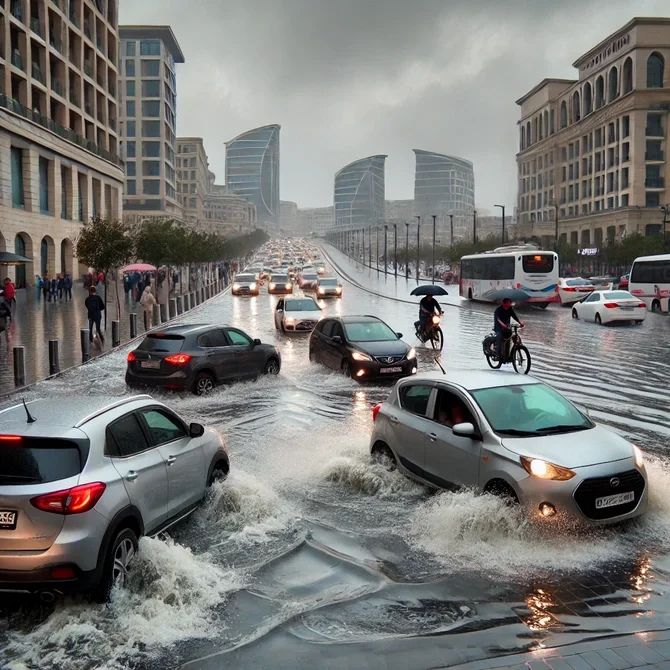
[520,456,575,481]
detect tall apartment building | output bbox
[176,137,209,226]
[118,25,184,225]
[334,155,386,230]
[516,17,670,247]
[0,0,124,287]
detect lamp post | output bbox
[405,222,410,279]
[431,214,437,284]
[368,226,372,267]
[662,204,669,251]
[383,224,388,275]
[449,214,454,247]
[494,204,506,246]
[376,226,380,273]
[550,199,559,250]
[393,223,398,277]
[415,215,421,282]
[473,209,477,244]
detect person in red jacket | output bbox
[3,278,16,317]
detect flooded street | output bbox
[2,244,670,670]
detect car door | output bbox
[579,292,600,321]
[275,299,285,329]
[138,407,205,515]
[314,319,334,367]
[326,321,347,369]
[107,412,169,534]
[224,328,264,377]
[389,383,435,479]
[423,387,482,489]
[197,329,238,382]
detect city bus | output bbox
[629,253,670,313]
[460,246,560,307]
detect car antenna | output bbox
[434,357,446,375]
[22,398,36,423]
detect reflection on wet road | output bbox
[1,244,670,670]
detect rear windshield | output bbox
[272,275,289,282]
[566,278,590,286]
[236,274,255,282]
[0,438,83,485]
[303,273,318,280]
[285,299,319,311]
[138,334,184,353]
[604,291,635,300]
[522,254,554,274]
[320,279,339,286]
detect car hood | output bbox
[353,340,409,357]
[501,424,634,468]
[285,309,321,320]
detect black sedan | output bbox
[308,315,417,381]
[126,324,281,394]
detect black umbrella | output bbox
[410,284,449,297]
[0,251,32,265]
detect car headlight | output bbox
[407,348,416,360]
[232,283,240,291]
[318,288,325,294]
[269,283,276,290]
[287,283,292,289]
[285,317,295,324]
[250,283,257,291]
[336,286,342,293]
[633,445,644,469]
[351,351,372,362]
[520,456,575,481]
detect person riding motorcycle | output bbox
[493,298,525,357]
[417,295,443,335]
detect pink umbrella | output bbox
[121,263,156,272]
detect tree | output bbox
[75,216,135,329]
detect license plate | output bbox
[0,510,17,530]
[620,307,633,311]
[595,491,634,509]
[381,366,403,373]
[141,360,160,369]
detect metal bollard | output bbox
[169,298,177,319]
[159,303,167,323]
[130,313,137,338]
[176,295,183,315]
[112,320,120,347]
[80,329,90,362]
[48,340,60,375]
[205,285,210,300]
[152,304,160,327]
[13,346,26,386]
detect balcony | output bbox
[645,177,665,189]
[646,126,664,138]
[31,62,44,83]
[10,1,22,21]
[50,77,63,96]
[11,49,23,70]
[30,18,43,37]
[646,151,665,161]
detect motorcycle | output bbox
[482,325,531,374]
[415,313,444,351]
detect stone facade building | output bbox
[176,137,209,227]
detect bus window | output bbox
[522,254,554,273]
[631,260,670,283]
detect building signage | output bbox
[578,248,599,256]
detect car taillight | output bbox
[638,303,646,308]
[127,351,136,362]
[165,353,192,365]
[31,482,106,515]
[0,435,21,441]
[563,287,576,292]
[372,404,382,421]
[604,302,619,308]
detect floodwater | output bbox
[1,244,670,670]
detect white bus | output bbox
[460,246,559,307]
[629,253,670,313]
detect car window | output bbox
[197,329,227,347]
[321,320,335,337]
[433,389,476,429]
[566,279,590,286]
[107,413,150,457]
[585,292,601,303]
[0,438,83,485]
[138,334,184,353]
[331,322,344,338]
[276,299,284,311]
[140,409,187,445]
[226,329,252,346]
[400,385,433,416]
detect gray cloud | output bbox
[120,0,670,211]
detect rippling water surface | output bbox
[1,244,670,670]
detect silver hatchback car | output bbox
[0,395,229,602]
[370,371,648,525]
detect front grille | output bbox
[573,469,645,520]
[374,355,405,365]
[296,321,316,330]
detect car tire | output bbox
[193,372,215,395]
[342,360,351,378]
[264,358,280,375]
[468,288,473,300]
[208,460,230,486]
[91,527,138,603]
[484,480,518,505]
[595,313,602,324]
[571,308,578,319]
[371,443,397,471]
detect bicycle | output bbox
[415,313,444,351]
[482,325,531,374]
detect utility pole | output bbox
[449,214,454,247]
[376,226,379,273]
[383,224,388,275]
[495,204,506,246]
[662,204,669,251]
[416,215,421,282]
[368,226,372,267]
[473,210,477,244]
[393,223,397,277]
[550,200,559,250]
[431,214,437,284]
[405,222,409,279]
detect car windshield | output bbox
[470,383,593,436]
[138,334,184,352]
[272,275,289,282]
[236,274,255,282]
[320,279,339,286]
[344,321,397,342]
[285,299,319,311]
[566,278,590,286]
[604,291,635,300]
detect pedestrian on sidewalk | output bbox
[84,286,105,343]
[63,274,72,301]
[56,274,64,301]
[35,275,43,301]
[3,278,16,316]
[48,276,57,303]
[140,285,157,330]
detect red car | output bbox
[619,274,629,289]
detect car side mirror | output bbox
[189,422,205,438]
[253,338,262,346]
[452,422,478,439]
[396,332,403,339]
[332,335,342,345]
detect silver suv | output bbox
[0,395,229,602]
[370,371,648,525]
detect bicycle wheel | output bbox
[430,327,444,351]
[512,345,531,374]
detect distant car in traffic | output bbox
[369,370,648,525]
[0,395,229,601]
[619,273,630,290]
[126,324,281,394]
[274,296,322,332]
[268,273,293,294]
[557,277,595,305]
[317,276,343,298]
[315,263,327,276]
[232,273,260,296]
[309,315,417,381]
[298,270,319,290]
[571,290,647,325]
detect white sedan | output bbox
[558,277,594,305]
[274,296,323,332]
[571,290,647,325]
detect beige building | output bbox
[0,0,124,287]
[280,200,299,236]
[298,205,334,237]
[516,17,670,248]
[176,137,209,226]
[203,177,256,236]
[118,25,184,226]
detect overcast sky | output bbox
[120,0,669,211]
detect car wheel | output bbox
[91,527,138,603]
[371,443,397,471]
[208,460,230,486]
[342,360,352,378]
[193,372,215,395]
[467,288,473,300]
[595,313,602,324]
[484,480,518,505]
[571,308,578,319]
[264,358,280,375]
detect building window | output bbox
[622,115,630,138]
[572,91,580,122]
[142,120,160,137]
[125,41,136,57]
[647,52,665,88]
[622,194,629,207]
[126,100,135,117]
[647,113,663,136]
[645,192,660,207]
[142,161,161,176]
[11,147,24,209]
[189,197,196,208]
[125,59,135,77]
[142,141,160,157]
[127,120,136,137]
[126,141,136,158]
[141,60,160,77]
[623,57,633,94]
[126,161,136,176]
[646,140,663,161]
[595,75,604,108]
[140,40,161,56]
[583,82,592,115]
[608,67,618,101]
[127,179,136,195]
[142,180,160,195]
[126,80,135,97]
[141,79,160,97]
[622,167,629,189]
[560,101,567,128]
[39,157,49,214]
[142,100,160,117]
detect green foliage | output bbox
[74,216,135,273]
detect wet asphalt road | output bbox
[1,243,670,670]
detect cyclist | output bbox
[417,294,443,335]
[493,298,525,357]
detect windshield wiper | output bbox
[535,424,591,434]
[496,429,537,436]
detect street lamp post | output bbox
[550,200,559,250]
[494,204,506,246]
[405,222,410,279]
[473,210,477,244]
[431,214,437,284]
[416,215,421,282]
[449,214,454,247]
[376,226,380,273]
[383,224,388,275]
[662,204,669,251]
[368,226,372,267]
[393,223,397,277]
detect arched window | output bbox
[608,67,618,101]
[533,117,538,143]
[623,57,633,94]
[526,121,531,145]
[560,101,567,128]
[583,82,592,115]
[572,91,580,122]
[595,76,605,108]
[647,52,664,88]
[538,115,543,140]
[550,109,555,134]
[544,110,549,137]
[520,126,525,150]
